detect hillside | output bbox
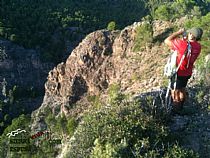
[25,20,210,157]
[0,1,210,158]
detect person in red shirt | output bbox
[164,27,203,112]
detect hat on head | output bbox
[187,27,203,40]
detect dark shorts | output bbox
[171,75,191,89]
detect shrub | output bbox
[163,144,198,158]
[195,90,205,104]
[133,22,153,52]
[107,21,116,31]
[90,138,125,158]
[154,5,172,21]
[87,95,102,109]
[107,84,126,105]
[67,118,77,136]
[0,114,31,158]
[65,97,187,157]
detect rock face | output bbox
[0,39,54,97]
[30,20,210,157]
[32,19,208,131]
[31,20,174,131]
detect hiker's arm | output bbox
[164,29,185,47]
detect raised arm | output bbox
[164,28,185,48]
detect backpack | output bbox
[164,41,192,78]
[164,50,178,78]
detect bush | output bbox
[107,21,116,31]
[163,144,198,158]
[133,22,153,52]
[67,118,77,136]
[90,138,126,158]
[64,95,198,158]
[0,114,31,158]
[107,84,126,105]
[154,5,172,21]
[87,95,102,109]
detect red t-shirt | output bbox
[171,39,201,76]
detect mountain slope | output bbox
[31,20,171,126]
[29,19,210,158]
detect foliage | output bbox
[87,95,102,109]
[151,1,210,21]
[0,114,31,158]
[67,118,78,136]
[0,85,42,135]
[107,84,127,105]
[1,114,31,136]
[44,106,78,136]
[163,144,198,158]
[0,0,149,63]
[154,5,172,21]
[107,21,117,31]
[65,94,197,158]
[90,138,126,158]
[133,22,153,52]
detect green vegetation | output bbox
[0,114,31,158]
[107,21,117,31]
[44,106,78,137]
[133,23,153,52]
[154,5,172,21]
[1,85,206,157]
[152,0,209,21]
[1,1,210,158]
[0,1,209,62]
[87,94,102,109]
[0,85,42,134]
[65,86,198,158]
[0,0,148,63]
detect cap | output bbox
[187,27,203,40]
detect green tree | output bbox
[154,5,172,21]
[107,21,116,31]
[133,23,153,52]
[191,6,202,18]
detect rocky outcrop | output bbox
[31,19,210,131]
[45,21,168,114]
[31,20,175,132]
[30,20,210,157]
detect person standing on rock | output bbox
[164,27,203,112]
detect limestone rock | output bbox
[31,20,175,122]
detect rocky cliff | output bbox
[32,20,172,124]
[31,20,210,157]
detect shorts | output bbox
[171,75,191,89]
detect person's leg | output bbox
[172,89,183,112]
[171,76,191,113]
